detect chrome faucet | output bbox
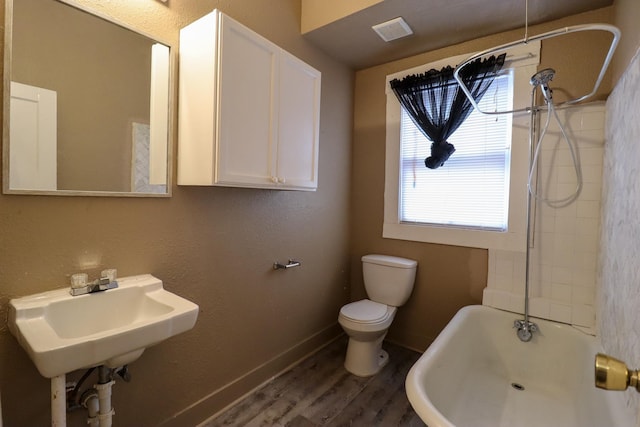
[514,319,538,342]
[69,270,118,296]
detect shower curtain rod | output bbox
[453,23,621,115]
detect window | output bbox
[399,73,513,231]
[384,43,541,250]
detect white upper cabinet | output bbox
[178,10,321,190]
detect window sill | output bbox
[382,222,525,250]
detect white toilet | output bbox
[338,254,417,377]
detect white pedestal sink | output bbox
[8,274,199,426]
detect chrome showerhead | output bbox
[530,68,556,102]
[530,68,556,86]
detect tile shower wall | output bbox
[483,103,606,333]
[599,49,640,424]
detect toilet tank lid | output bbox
[361,254,417,269]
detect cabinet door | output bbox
[216,14,279,187]
[276,52,321,190]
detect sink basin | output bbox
[8,274,199,378]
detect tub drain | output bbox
[511,382,525,391]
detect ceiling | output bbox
[302,0,614,70]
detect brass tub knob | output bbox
[595,353,640,392]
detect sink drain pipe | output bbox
[81,389,100,427]
[79,366,116,427]
[51,366,117,427]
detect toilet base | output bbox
[343,334,389,377]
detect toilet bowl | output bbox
[339,254,417,377]
[339,299,397,376]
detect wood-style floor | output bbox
[202,336,426,427]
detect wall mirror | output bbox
[3,0,172,196]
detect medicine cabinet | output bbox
[178,10,321,191]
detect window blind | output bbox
[399,73,513,230]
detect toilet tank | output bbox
[362,254,417,307]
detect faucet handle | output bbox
[70,273,88,289]
[101,269,117,282]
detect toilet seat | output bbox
[339,299,394,324]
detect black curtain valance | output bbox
[390,54,506,169]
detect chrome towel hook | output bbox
[273,259,301,270]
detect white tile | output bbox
[513,256,527,283]
[539,207,558,223]
[536,214,555,233]
[511,277,526,295]
[482,288,494,306]
[556,183,581,201]
[529,297,551,319]
[487,268,496,286]
[551,283,572,302]
[579,110,606,131]
[553,234,575,258]
[540,265,553,283]
[554,202,577,218]
[540,237,557,265]
[572,304,595,328]
[580,182,603,201]
[575,217,600,237]
[494,274,514,291]
[573,270,597,288]
[557,166,580,184]
[575,232,599,252]
[576,200,601,218]
[572,286,595,305]
[573,252,598,271]
[552,149,572,167]
[508,294,526,313]
[554,216,576,234]
[552,248,574,268]
[540,282,553,299]
[565,110,584,131]
[528,276,543,297]
[492,290,511,311]
[580,146,605,166]
[496,257,514,278]
[549,303,572,324]
[582,164,603,183]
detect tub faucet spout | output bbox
[514,319,538,342]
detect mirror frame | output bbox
[2,0,174,197]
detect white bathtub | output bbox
[406,305,634,427]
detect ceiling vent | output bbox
[372,17,413,42]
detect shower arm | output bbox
[453,23,621,115]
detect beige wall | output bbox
[301,0,382,33]
[350,7,615,352]
[0,0,353,425]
